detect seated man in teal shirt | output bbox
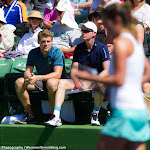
[15,29,64,124]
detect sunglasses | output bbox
[57,10,63,15]
[30,17,41,20]
[81,29,93,33]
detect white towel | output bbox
[56,0,79,29]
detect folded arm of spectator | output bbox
[43,20,56,29]
[60,46,76,53]
[24,65,63,85]
[74,0,93,9]
[34,66,63,82]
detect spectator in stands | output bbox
[135,21,149,53]
[131,0,150,31]
[103,1,149,55]
[21,0,49,14]
[43,0,60,29]
[50,0,82,58]
[89,0,101,13]
[44,21,110,127]
[15,29,64,124]
[105,21,149,57]
[99,0,122,7]
[146,0,150,4]
[15,11,43,55]
[71,0,93,15]
[0,0,28,26]
[43,0,75,30]
[88,7,106,43]
[0,8,16,53]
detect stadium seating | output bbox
[0,58,101,125]
[75,15,87,24]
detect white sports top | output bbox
[109,32,146,109]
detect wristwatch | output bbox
[0,34,2,37]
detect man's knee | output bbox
[15,78,25,89]
[46,79,59,92]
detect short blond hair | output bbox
[38,29,53,42]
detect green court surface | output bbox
[0,124,150,150]
[0,124,101,150]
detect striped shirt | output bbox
[0,0,28,25]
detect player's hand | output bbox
[75,70,94,81]
[74,81,86,90]
[74,81,81,89]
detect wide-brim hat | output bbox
[0,8,7,24]
[27,10,44,21]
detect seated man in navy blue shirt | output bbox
[44,21,110,127]
[15,29,64,124]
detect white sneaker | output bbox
[44,115,62,127]
[91,114,100,126]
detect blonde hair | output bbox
[38,29,53,41]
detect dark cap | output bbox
[94,7,104,14]
[88,7,104,21]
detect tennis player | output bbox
[75,3,150,150]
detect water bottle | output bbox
[8,102,17,115]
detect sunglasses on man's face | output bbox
[81,29,93,33]
[30,17,41,20]
[57,10,63,15]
